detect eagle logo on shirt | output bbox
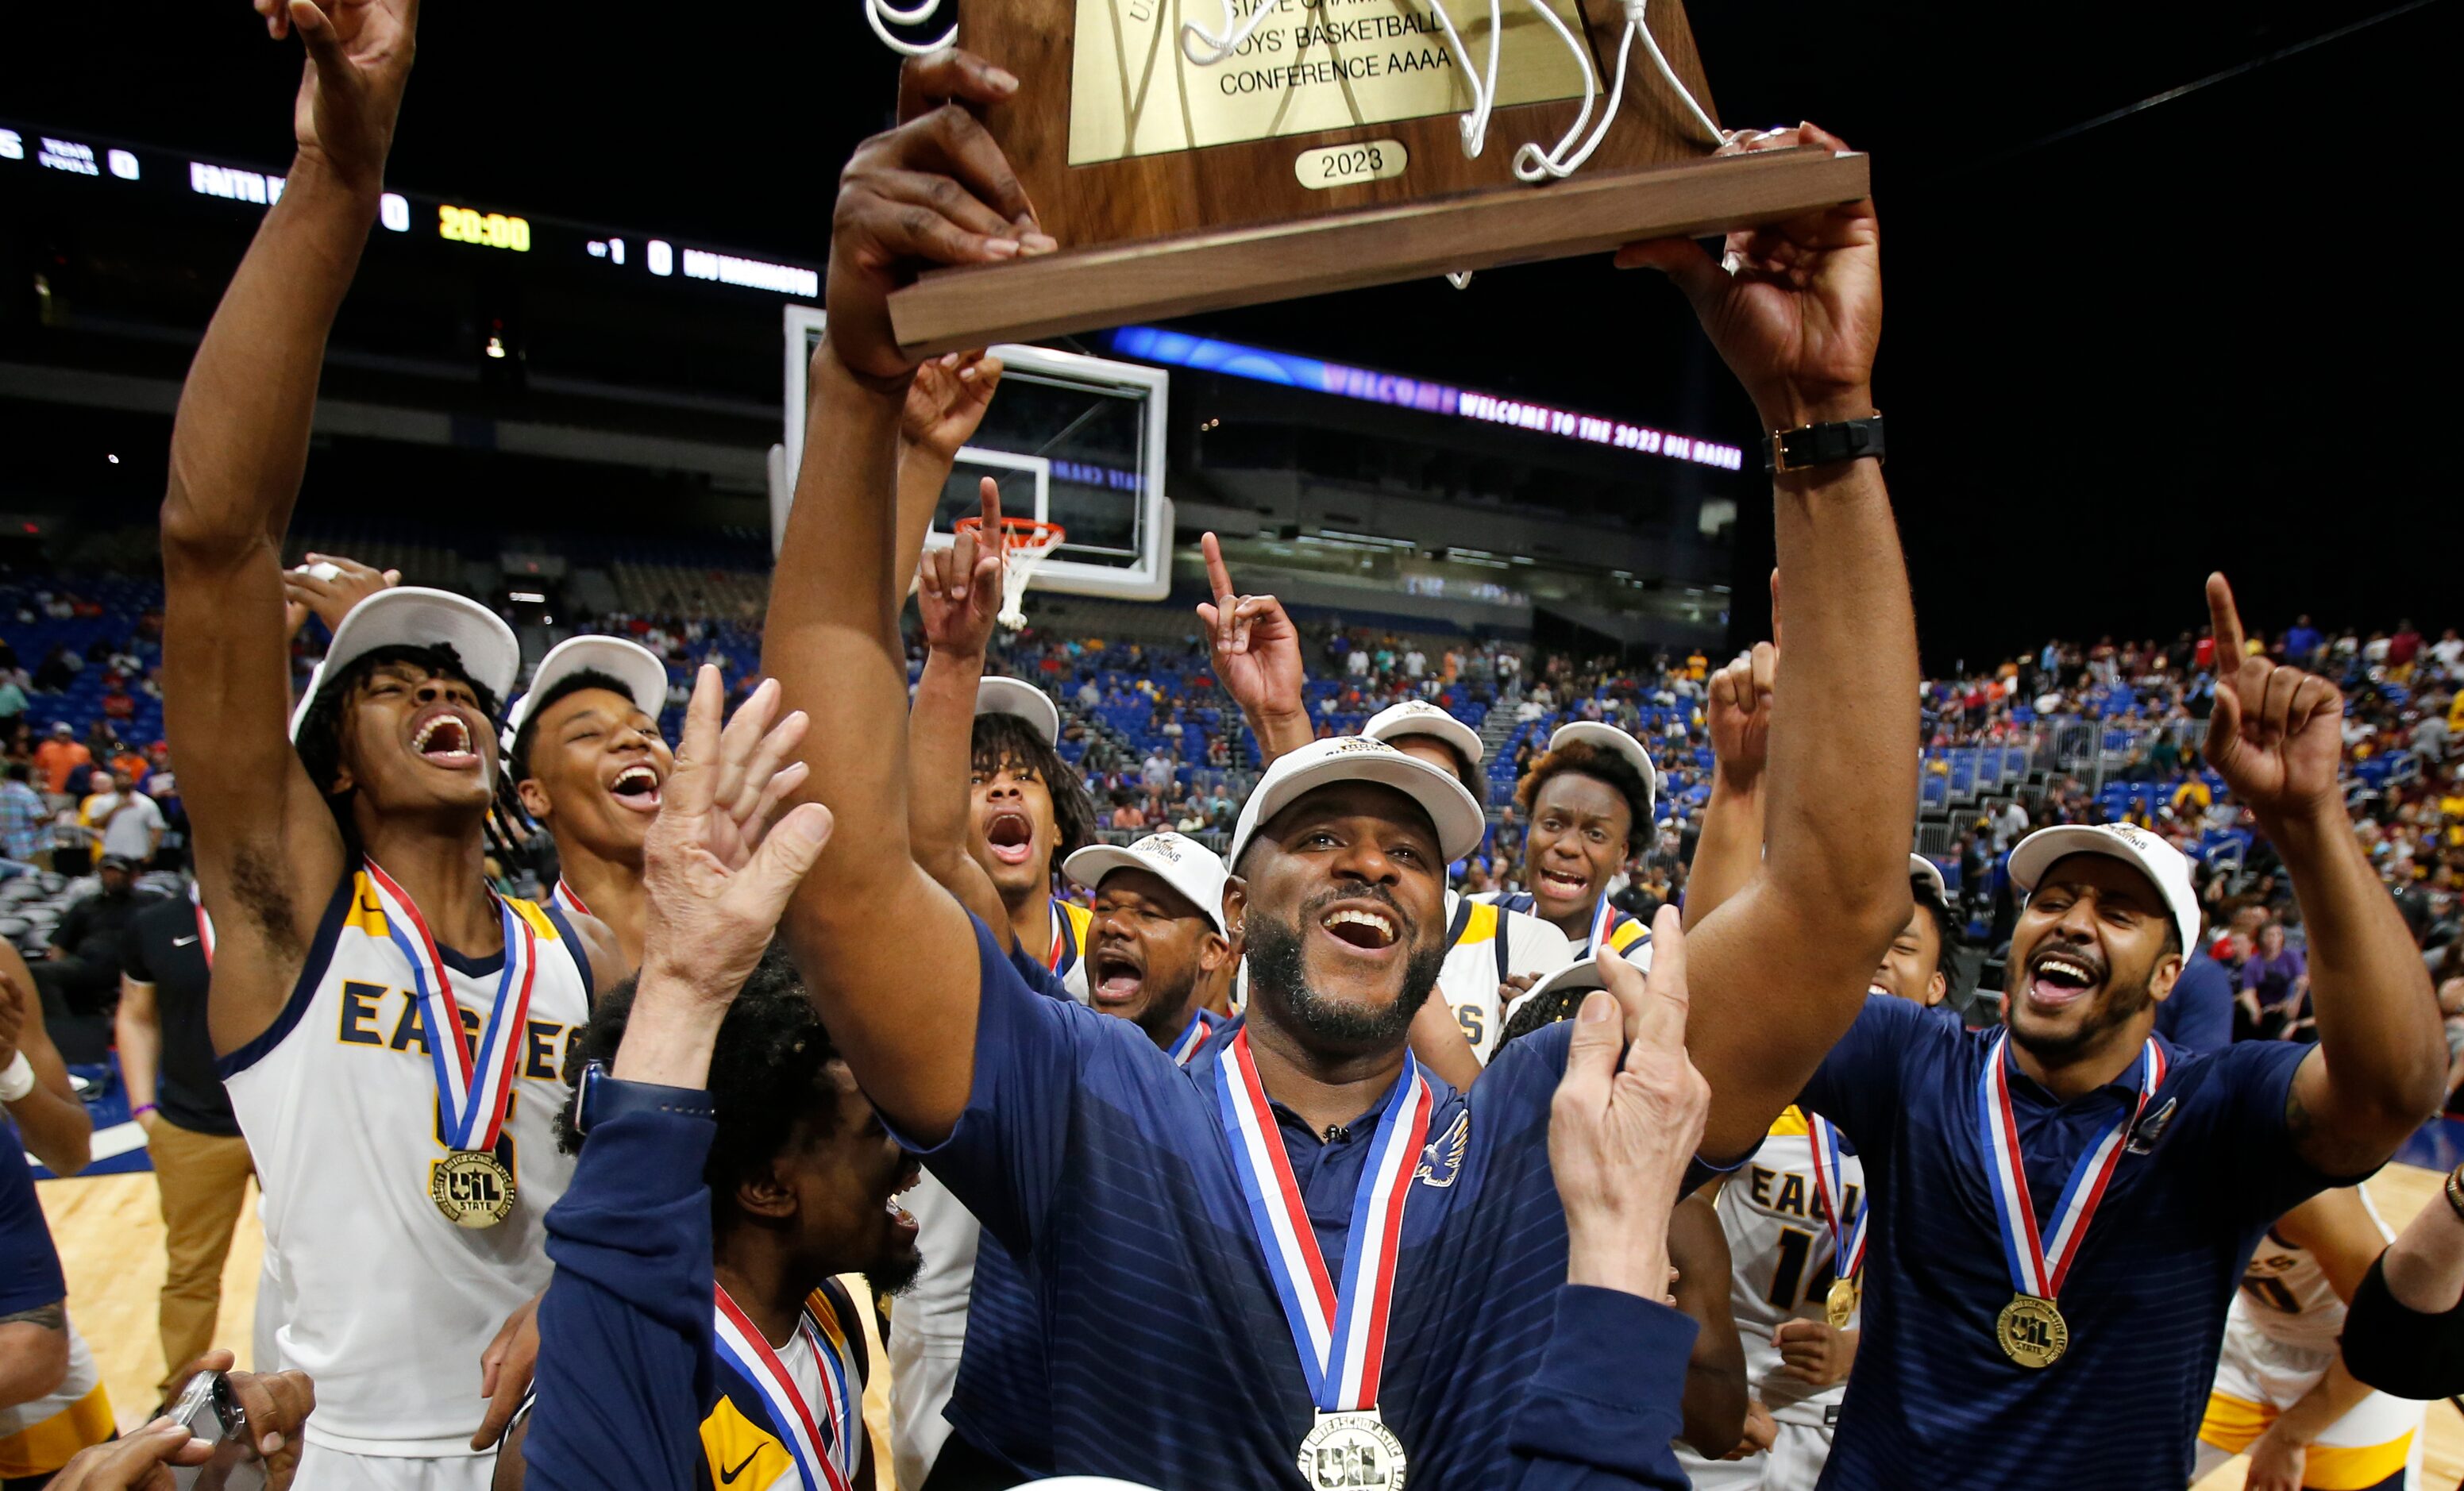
[1414,1112,1469,1189]
[2126,1096,2178,1155]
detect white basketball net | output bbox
[963,521,1066,630]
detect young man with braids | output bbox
[763,53,1916,1488]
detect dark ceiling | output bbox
[2,0,2447,665]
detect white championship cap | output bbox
[1500,954,1610,1030]
[976,675,1061,747]
[1909,852,1948,903]
[1063,832,1231,934]
[1364,699,1485,768]
[2007,822,2200,957]
[1544,720,1658,819]
[288,587,521,742]
[500,634,671,757]
[1227,735,1486,869]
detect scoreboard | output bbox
[0,118,819,303]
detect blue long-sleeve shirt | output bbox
[525,1086,1699,1490]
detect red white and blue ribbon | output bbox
[364,861,536,1155]
[1977,1034,2167,1300]
[1584,896,1616,957]
[189,881,215,969]
[711,1286,854,1491]
[1216,1027,1433,1411]
[550,879,591,920]
[1807,1112,1866,1282]
[1167,1010,1216,1067]
[1046,898,1076,975]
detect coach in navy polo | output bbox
[1799,580,2443,1489]
[765,58,1922,1491]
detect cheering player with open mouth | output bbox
[765,49,1918,1489]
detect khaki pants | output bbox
[147,1117,256,1391]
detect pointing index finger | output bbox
[1201,532,1235,604]
[2206,573,2246,670]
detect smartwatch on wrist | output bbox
[1766,414,1885,474]
[570,1060,716,1136]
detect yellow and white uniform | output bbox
[221,866,594,1489]
[1436,889,1574,1061]
[1676,1107,1857,1491]
[1050,896,1094,1003]
[0,1320,111,1482]
[2195,1195,2424,1489]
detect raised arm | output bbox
[1617,126,1916,1160]
[1682,637,1774,931]
[160,0,417,1053]
[908,480,1014,938]
[896,350,1004,598]
[1199,533,1313,762]
[2205,580,2443,1175]
[1,946,90,1176]
[765,51,1047,1144]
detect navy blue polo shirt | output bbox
[2157,951,2235,1056]
[2,1119,66,1316]
[915,912,1623,1489]
[1800,996,2331,1489]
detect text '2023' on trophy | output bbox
[872,0,1869,355]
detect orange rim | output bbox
[954,515,1066,553]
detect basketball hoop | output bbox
[954,515,1066,630]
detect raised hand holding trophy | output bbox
[863,0,1868,354]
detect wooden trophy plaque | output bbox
[885,0,1868,355]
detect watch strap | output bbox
[1767,414,1885,474]
[571,1060,715,1136]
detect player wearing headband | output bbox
[767,71,1918,1487]
[2192,1185,2423,1490]
[1788,578,2442,1489]
[502,635,675,971]
[1197,538,1572,1080]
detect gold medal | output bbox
[1825,1277,1858,1331]
[429,1150,517,1229]
[1995,1293,2067,1369]
[1297,1408,1408,1490]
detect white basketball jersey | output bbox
[1437,890,1576,1062]
[2231,1190,2393,1351]
[1718,1108,1861,1428]
[222,868,594,1455]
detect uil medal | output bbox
[364,863,539,1235]
[1995,1293,2069,1369]
[429,1150,517,1229]
[1807,1112,1866,1331]
[1298,1408,1408,1490]
[1217,1031,1433,1491]
[1977,1035,2166,1373]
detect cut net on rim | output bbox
[955,515,1067,630]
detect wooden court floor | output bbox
[39,1165,2462,1489]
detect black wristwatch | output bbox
[1766,414,1885,474]
[570,1060,716,1136]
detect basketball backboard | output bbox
[777,306,1172,602]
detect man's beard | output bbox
[1245,908,1444,1050]
[867,1246,924,1300]
[2007,964,2156,1067]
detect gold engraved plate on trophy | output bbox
[1069,0,1592,164]
[1295,139,1409,187]
[430,1150,517,1229]
[1297,1408,1408,1489]
[1995,1293,2069,1369]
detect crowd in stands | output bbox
[9,563,2462,1004]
